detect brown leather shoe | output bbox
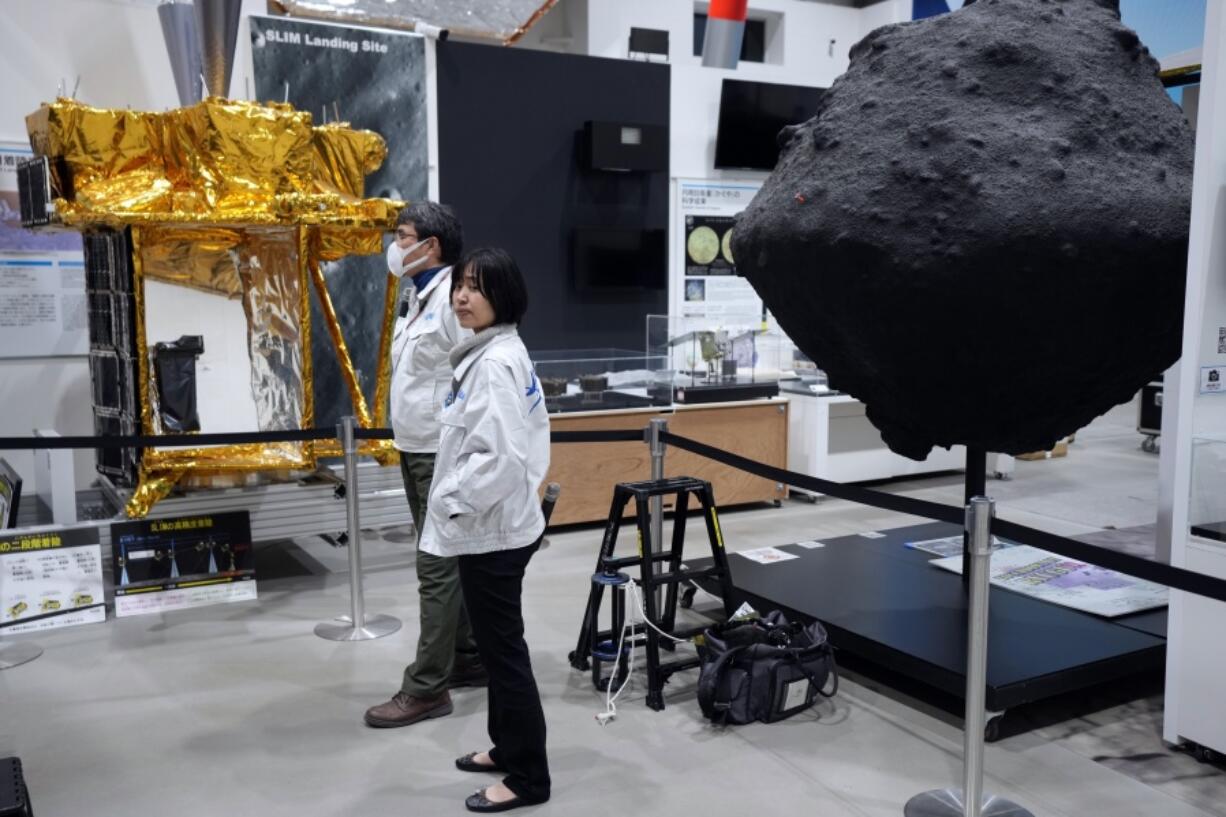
[364,690,453,728]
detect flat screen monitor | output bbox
[572,227,667,292]
[714,78,825,171]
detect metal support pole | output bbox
[0,641,43,670]
[904,497,1033,817]
[315,416,401,642]
[648,419,667,607]
[962,447,988,586]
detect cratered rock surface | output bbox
[733,0,1193,459]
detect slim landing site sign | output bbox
[249,16,429,431]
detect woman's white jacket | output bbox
[419,326,550,557]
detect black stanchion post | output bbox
[314,416,401,642]
[905,497,1033,817]
[648,418,667,607]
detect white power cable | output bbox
[596,578,690,726]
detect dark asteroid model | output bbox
[732,0,1193,459]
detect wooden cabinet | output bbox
[545,399,788,526]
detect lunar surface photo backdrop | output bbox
[250,16,429,429]
[733,0,1194,459]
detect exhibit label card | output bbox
[737,546,799,565]
[0,527,105,633]
[930,544,1168,618]
[112,511,255,617]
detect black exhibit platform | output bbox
[687,522,1167,714]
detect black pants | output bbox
[458,543,550,803]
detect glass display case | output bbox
[1189,434,1226,545]
[531,348,672,414]
[787,346,832,393]
[646,314,787,404]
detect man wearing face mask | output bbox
[365,202,486,728]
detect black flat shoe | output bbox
[465,789,547,813]
[456,752,503,773]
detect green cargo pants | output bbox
[399,452,479,698]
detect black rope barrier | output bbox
[0,427,647,450]
[660,430,965,525]
[662,430,1226,606]
[352,428,395,441]
[3,422,1224,604]
[549,429,646,444]
[0,428,335,450]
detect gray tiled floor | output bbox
[1,403,1223,816]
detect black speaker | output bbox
[582,120,667,172]
[0,757,32,817]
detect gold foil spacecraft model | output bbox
[20,96,405,516]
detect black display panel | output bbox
[572,227,667,292]
[436,42,669,351]
[714,78,825,171]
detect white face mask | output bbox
[386,238,432,278]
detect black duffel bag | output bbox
[697,610,838,725]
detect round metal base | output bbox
[0,642,43,670]
[904,789,1034,817]
[314,614,401,642]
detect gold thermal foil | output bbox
[27,100,166,192]
[298,227,315,443]
[308,249,373,427]
[164,98,315,212]
[138,226,244,297]
[312,124,386,198]
[373,272,398,429]
[143,442,312,472]
[28,97,399,229]
[131,228,156,441]
[126,469,186,519]
[30,99,406,516]
[318,225,383,261]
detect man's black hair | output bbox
[396,202,463,265]
[451,247,529,326]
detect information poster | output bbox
[0,141,87,358]
[931,544,1168,617]
[0,527,105,634]
[111,511,255,617]
[674,180,763,320]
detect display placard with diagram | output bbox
[111,511,254,617]
[0,527,105,634]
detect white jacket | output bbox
[389,266,470,453]
[419,326,551,557]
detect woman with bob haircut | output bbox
[417,247,552,813]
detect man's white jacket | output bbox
[419,327,551,557]
[389,266,469,454]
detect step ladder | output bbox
[569,476,736,711]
